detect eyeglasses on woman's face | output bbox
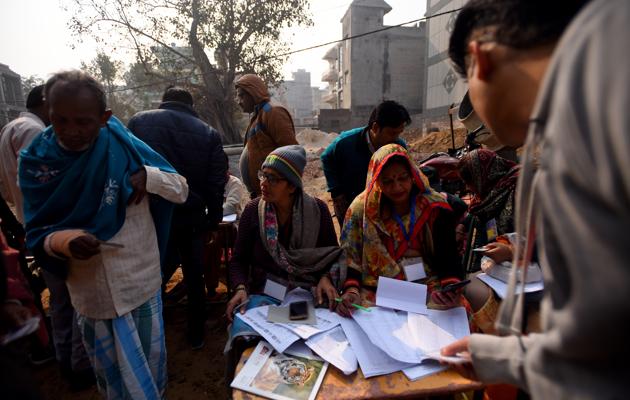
[257,170,286,185]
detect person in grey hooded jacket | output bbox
[442,0,630,398]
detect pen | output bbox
[97,240,125,248]
[334,297,371,312]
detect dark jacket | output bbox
[320,126,406,203]
[128,101,227,230]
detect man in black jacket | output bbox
[128,87,227,349]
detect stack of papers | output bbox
[403,361,448,381]
[236,287,471,382]
[306,326,358,375]
[340,317,413,378]
[236,306,300,353]
[408,307,470,353]
[352,307,425,363]
[277,308,341,339]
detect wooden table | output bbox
[232,347,484,400]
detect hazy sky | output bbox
[0,0,426,89]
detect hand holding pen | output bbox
[336,288,368,318]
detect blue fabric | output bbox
[320,126,407,201]
[225,294,280,353]
[245,101,273,140]
[19,116,176,260]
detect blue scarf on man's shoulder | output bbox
[19,116,177,263]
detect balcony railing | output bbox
[321,69,338,82]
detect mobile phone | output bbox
[289,301,309,320]
[440,279,471,293]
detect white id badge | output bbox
[401,257,426,281]
[263,279,287,301]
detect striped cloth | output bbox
[77,291,167,400]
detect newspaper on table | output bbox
[340,316,414,378]
[236,306,300,353]
[232,341,328,400]
[305,325,358,375]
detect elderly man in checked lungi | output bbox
[19,70,189,399]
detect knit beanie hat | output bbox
[261,145,306,189]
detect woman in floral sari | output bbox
[336,144,464,317]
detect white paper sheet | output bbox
[426,307,470,339]
[0,316,40,345]
[222,213,237,223]
[403,262,426,282]
[402,360,447,381]
[263,280,287,300]
[375,276,428,314]
[283,341,322,361]
[407,307,469,353]
[280,287,314,305]
[352,306,425,363]
[236,306,300,353]
[426,351,471,365]
[306,326,358,375]
[477,273,544,299]
[339,317,413,378]
[278,308,341,339]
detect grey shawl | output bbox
[258,192,342,288]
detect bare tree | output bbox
[68,0,311,143]
[81,52,138,122]
[21,75,45,98]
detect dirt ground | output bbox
[33,269,232,400]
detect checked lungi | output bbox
[77,291,167,400]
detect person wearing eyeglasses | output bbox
[224,145,342,385]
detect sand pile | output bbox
[296,129,338,151]
[296,129,338,215]
[405,128,467,161]
[302,151,333,211]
